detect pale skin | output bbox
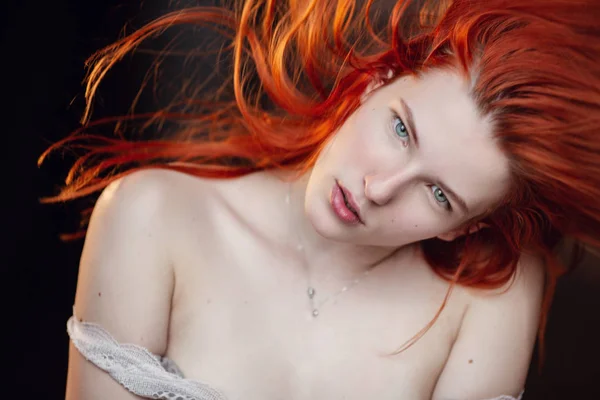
[66,68,545,400]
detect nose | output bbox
[364,169,413,206]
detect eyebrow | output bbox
[399,98,419,148]
[433,179,470,214]
[399,98,469,214]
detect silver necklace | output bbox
[286,183,373,318]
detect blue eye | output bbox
[431,185,452,210]
[391,113,409,141]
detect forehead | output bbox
[387,69,512,215]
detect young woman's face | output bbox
[305,68,511,247]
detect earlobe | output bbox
[436,222,489,242]
[436,230,460,242]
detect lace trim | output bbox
[484,393,524,400]
[66,307,226,400]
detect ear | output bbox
[360,69,394,104]
[436,222,489,242]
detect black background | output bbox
[5,0,600,398]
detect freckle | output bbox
[414,225,418,227]
[468,359,473,364]
[79,318,83,322]
[207,299,211,304]
[98,292,101,297]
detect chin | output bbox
[309,205,367,248]
[302,197,343,239]
[305,204,334,238]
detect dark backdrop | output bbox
[4,0,600,398]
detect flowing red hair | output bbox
[39,0,600,364]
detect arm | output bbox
[65,170,176,400]
[431,252,545,400]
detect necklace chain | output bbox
[286,183,372,318]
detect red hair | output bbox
[39,0,600,363]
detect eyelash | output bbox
[429,185,452,212]
[389,110,410,144]
[389,110,453,212]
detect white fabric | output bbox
[66,307,226,400]
[488,396,524,400]
[66,308,524,400]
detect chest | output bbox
[163,226,468,400]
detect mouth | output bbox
[337,181,363,223]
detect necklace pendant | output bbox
[312,309,319,317]
[307,287,316,299]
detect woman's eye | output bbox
[431,185,452,211]
[391,113,409,141]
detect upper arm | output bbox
[65,169,176,400]
[431,252,546,400]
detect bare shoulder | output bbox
[67,168,280,399]
[71,168,212,351]
[66,168,218,399]
[111,167,219,206]
[463,250,546,301]
[139,167,280,208]
[431,251,545,399]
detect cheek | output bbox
[380,195,450,241]
[333,111,391,163]
[319,102,394,164]
[390,212,435,236]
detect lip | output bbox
[335,180,364,224]
[338,182,362,221]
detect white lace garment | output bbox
[67,308,525,400]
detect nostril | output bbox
[364,177,380,205]
[364,179,390,207]
[363,177,371,199]
[364,172,405,207]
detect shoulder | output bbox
[67,168,212,398]
[113,167,280,208]
[431,251,545,399]
[100,168,217,211]
[93,169,182,225]
[74,168,224,337]
[76,168,200,340]
[461,251,546,320]
[99,168,226,233]
[465,250,546,301]
[99,166,284,236]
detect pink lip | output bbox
[330,180,363,225]
[337,182,363,222]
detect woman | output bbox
[41,0,600,399]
